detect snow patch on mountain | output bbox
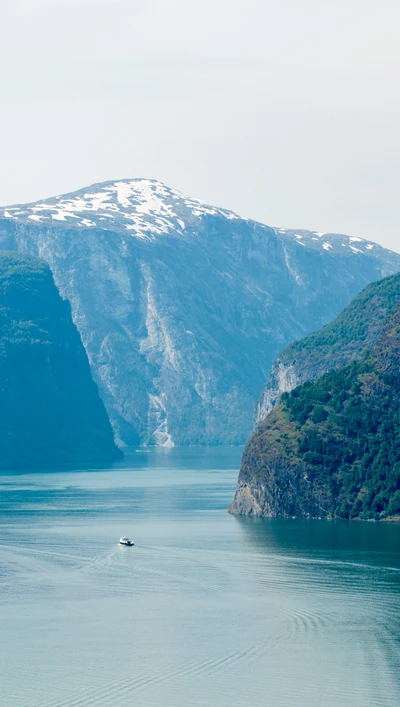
[273,227,380,255]
[0,179,241,240]
[1,179,382,256]
[1,179,399,446]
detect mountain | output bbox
[256,273,400,425]
[1,179,400,446]
[0,251,121,469]
[229,282,400,521]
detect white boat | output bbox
[119,536,134,546]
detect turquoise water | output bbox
[0,447,399,707]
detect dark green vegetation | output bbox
[257,272,400,422]
[281,272,400,365]
[281,340,400,519]
[0,252,122,468]
[231,276,400,521]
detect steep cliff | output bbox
[1,179,400,446]
[230,302,400,521]
[0,252,121,468]
[256,273,400,424]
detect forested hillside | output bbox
[0,252,121,468]
[230,299,400,521]
[256,273,400,424]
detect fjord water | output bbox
[0,449,399,707]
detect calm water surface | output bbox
[0,447,399,707]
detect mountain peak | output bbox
[1,182,400,447]
[0,178,240,238]
[0,179,394,259]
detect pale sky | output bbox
[2,0,400,252]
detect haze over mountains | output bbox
[1,179,400,447]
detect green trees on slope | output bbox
[0,252,121,468]
[280,328,400,519]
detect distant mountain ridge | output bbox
[0,252,121,468]
[0,178,394,257]
[1,178,400,446]
[229,274,400,520]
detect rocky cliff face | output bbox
[228,408,329,518]
[1,179,400,446]
[256,272,400,425]
[0,252,121,468]
[230,291,400,521]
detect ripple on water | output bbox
[0,458,399,707]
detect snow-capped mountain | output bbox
[1,178,390,256]
[1,179,240,236]
[1,178,399,446]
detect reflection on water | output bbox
[0,447,399,707]
[235,514,400,568]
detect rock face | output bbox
[1,179,400,446]
[230,280,400,521]
[256,272,400,425]
[229,407,336,519]
[0,252,121,469]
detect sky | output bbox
[2,0,399,252]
